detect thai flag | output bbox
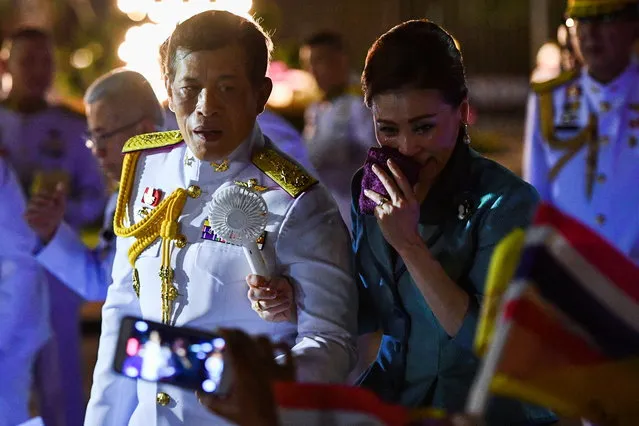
[468,203,639,426]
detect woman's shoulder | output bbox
[468,150,539,206]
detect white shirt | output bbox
[36,191,118,301]
[85,125,357,426]
[304,92,376,230]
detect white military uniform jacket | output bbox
[0,158,50,426]
[524,64,639,263]
[36,192,118,301]
[304,90,376,230]
[85,125,357,426]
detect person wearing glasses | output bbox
[524,0,639,264]
[0,27,105,426]
[25,69,163,303]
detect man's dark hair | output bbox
[362,20,468,108]
[163,11,272,86]
[302,31,345,52]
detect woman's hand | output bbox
[363,159,430,254]
[197,329,296,426]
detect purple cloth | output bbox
[358,146,421,215]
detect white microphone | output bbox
[207,184,270,278]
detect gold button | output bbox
[175,234,187,248]
[630,136,638,148]
[600,135,609,145]
[600,101,611,112]
[597,174,606,184]
[157,392,171,406]
[596,214,606,226]
[187,185,201,199]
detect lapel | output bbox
[364,214,396,285]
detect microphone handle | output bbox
[243,241,270,278]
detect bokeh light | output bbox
[116,0,253,102]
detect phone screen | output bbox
[114,317,229,394]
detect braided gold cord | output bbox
[113,151,191,323]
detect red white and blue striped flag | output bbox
[468,203,639,426]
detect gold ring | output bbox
[254,300,264,312]
[377,197,390,206]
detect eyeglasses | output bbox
[84,118,145,150]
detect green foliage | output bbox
[51,1,129,99]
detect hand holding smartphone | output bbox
[113,316,232,395]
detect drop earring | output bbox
[463,123,471,145]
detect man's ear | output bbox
[255,77,273,114]
[165,76,175,112]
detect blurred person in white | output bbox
[300,31,376,230]
[524,0,639,264]
[26,69,165,302]
[0,157,49,426]
[0,27,106,426]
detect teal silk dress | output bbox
[351,142,558,426]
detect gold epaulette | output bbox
[251,148,317,198]
[122,130,183,153]
[531,69,580,94]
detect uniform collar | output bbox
[419,140,473,224]
[583,63,638,111]
[182,123,264,184]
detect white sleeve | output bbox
[36,221,114,301]
[276,185,358,383]
[523,93,552,201]
[0,159,49,377]
[84,234,141,426]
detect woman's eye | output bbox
[414,124,434,135]
[378,126,398,136]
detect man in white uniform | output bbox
[524,0,639,263]
[0,158,49,426]
[85,11,357,426]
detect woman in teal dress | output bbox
[352,20,558,425]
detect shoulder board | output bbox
[122,130,183,153]
[531,69,579,94]
[251,147,318,198]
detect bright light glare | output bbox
[566,18,575,28]
[70,48,94,69]
[117,0,253,101]
[202,379,217,392]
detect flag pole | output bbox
[466,280,528,417]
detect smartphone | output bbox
[30,169,70,196]
[113,316,232,395]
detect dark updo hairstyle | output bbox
[362,20,468,108]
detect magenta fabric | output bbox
[358,146,421,215]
